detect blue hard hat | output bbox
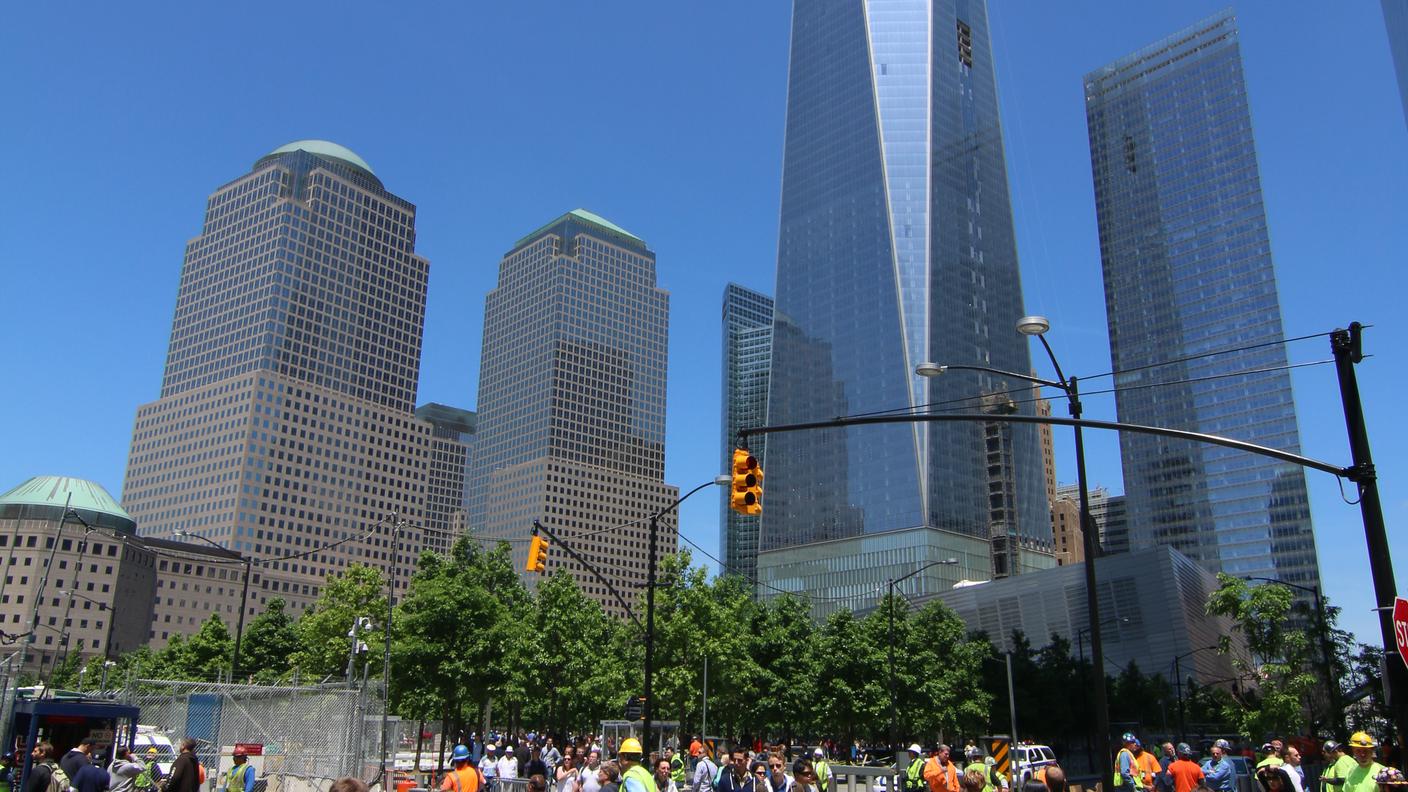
[452,745,471,762]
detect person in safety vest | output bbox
[923,745,958,792]
[1115,734,1139,790]
[1201,740,1234,792]
[962,746,991,792]
[904,745,926,792]
[810,749,832,792]
[1320,742,1352,792]
[618,739,657,792]
[443,745,484,792]
[667,749,687,788]
[224,750,256,792]
[1135,741,1162,791]
[1338,733,1385,792]
[1257,743,1284,771]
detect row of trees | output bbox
[48,541,1395,748]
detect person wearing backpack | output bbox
[26,742,68,792]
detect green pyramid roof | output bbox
[514,208,644,249]
[0,476,133,522]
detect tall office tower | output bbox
[122,141,431,635]
[1085,11,1321,595]
[415,403,476,555]
[1035,395,1056,525]
[1057,484,1128,556]
[720,284,774,588]
[467,210,678,619]
[760,0,1053,613]
[1385,0,1408,126]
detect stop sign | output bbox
[1395,597,1408,670]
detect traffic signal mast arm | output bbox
[739,412,1348,479]
[531,520,642,631]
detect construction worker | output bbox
[1115,735,1139,790]
[810,748,831,792]
[134,748,163,792]
[1256,743,1284,771]
[923,745,958,792]
[962,747,993,792]
[1338,733,1384,792]
[442,745,483,792]
[1201,740,1234,792]
[617,739,656,792]
[1135,741,1162,791]
[223,750,255,792]
[1320,742,1352,791]
[667,749,686,789]
[904,745,926,792]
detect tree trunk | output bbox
[413,718,426,785]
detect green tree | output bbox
[292,564,388,679]
[159,613,234,680]
[1205,573,1317,738]
[238,597,299,683]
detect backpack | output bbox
[45,762,70,792]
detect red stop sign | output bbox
[1395,597,1408,670]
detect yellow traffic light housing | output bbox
[525,533,549,573]
[729,448,763,516]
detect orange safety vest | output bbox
[1136,753,1162,789]
[443,766,482,792]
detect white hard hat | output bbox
[813,748,824,757]
[506,746,514,753]
[908,744,923,755]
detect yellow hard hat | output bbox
[619,738,644,757]
[1347,732,1376,749]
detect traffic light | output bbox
[525,533,549,573]
[729,448,763,516]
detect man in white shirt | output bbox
[579,749,603,792]
[480,745,500,790]
[691,751,718,792]
[1282,747,1305,792]
[499,746,520,781]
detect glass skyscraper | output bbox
[760,0,1052,614]
[1385,0,1408,126]
[721,283,774,588]
[415,402,476,555]
[467,210,678,618]
[1084,12,1322,592]
[123,140,432,640]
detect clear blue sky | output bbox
[1,2,1403,645]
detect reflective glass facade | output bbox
[1085,12,1321,591]
[720,283,774,587]
[1385,0,1408,126]
[763,0,1048,606]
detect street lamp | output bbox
[1169,645,1221,743]
[1243,576,1342,735]
[642,475,731,757]
[916,314,1111,772]
[887,557,960,765]
[175,531,252,681]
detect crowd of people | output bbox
[1110,731,1403,792]
[0,736,258,792]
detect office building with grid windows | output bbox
[467,210,677,619]
[415,403,476,555]
[759,0,1054,616]
[720,283,773,588]
[1084,12,1321,596]
[121,141,432,641]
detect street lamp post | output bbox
[887,558,960,764]
[1244,576,1341,736]
[918,314,1111,769]
[176,531,252,680]
[1170,645,1221,742]
[643,476,730,758]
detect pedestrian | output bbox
[442,745,484,792]
[1337,734,1384,792]
[62,738,96,783]
[0,749,15,792]
[582,750,604,792]
[1166,744,1204,792]
[27,743,63,792]
[960,770,987,792]
[1136,741,1162,792]
[556,754,579,792]
[654,760,679,792]
[526,747,550,782]
[790,760,818,792]
[924,745,958,792]
[223,750,256,792]
[599,763,622,792]
[667,750,686,790]
[545,741,563,777]
[1040,766,1067,792]
[500,747,521,782]
[716,750,752,792]
[109,748,146,792]
[1257,744,1284,772]
[166,739,201,792]
[1282,747,1304,792]
[1200,741,1234,792]
[690,748,716,792]
[617,740,655,792]
[1155,744,1177,792]
[1115,735,1139,791]
[809,749,830,792]
[903,745,925,792]
[330,780,369,792]
[764,754,790,792]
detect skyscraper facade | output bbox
[415,403,476,555]
[759,0,1052,613]
[1084,12,1321,591]
[122,141,431,631]
[1384,0,1408,126]
[467,210,677,619]
[720,283,773,588]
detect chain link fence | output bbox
[112,678,390,786]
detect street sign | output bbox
[1394,597,1408,670]
[988,738,1011,779]
[233,744,264,756]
